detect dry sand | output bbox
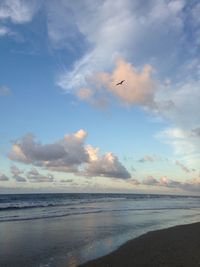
[79,222,200,267]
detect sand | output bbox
[79,222,200,267]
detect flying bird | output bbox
[116,80,125,86]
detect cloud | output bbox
[157,127,200,161]
[59,179,73,183]
[9,130,89,170]
[190,127,200,138]
[85,151,131,179]
[59,58,159,109]
[129,178,140,185]
[141,175,200,193]
[143,176,159,186]
[10,165,23,176]
[10,165,26,182]
[175,160,191,173]
[156,79,200,130]
[0,173,9,181]
[14,175,26,182]
[52,0,199,171]
[56,0,186,98]
[0,85,11,96]
[52,1,199,163]
[0,25,10,36]
[139,155,155,163]
[0,0,39,24]
[27,168,54,183]
[75,58,158,108]
[9,130,130,179]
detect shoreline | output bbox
[79,222,200,267]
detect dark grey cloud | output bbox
[190,127,200,138]
[14,175,27,182]
[10,165,23,176]
[9,130,89,170]
[143,176,159,186]
[59,179,73,183]
[10,165,54,183]
[27,168,54,183]
[9,130,131,180]
[0,173,9,181]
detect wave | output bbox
[0,205,199,223]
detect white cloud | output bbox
[157,127,200,164]
[0,0,39,24]
[56,0,185,93]
[85,152,131,179]
[0,25,9,36]
[156,80,200,129]
[59,58,158,109]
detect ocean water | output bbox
[0,193,200,266]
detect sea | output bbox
[0,193,200,267]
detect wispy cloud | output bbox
[0,85,11,96]
[175,160,191,174]
[0,0,39,24]
[156,127,200,168]
[138,155,156,163]
[0,25,10,36]
[27,168,54,183]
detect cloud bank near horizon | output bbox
[9,129,131,180]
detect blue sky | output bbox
[0,0,200,194]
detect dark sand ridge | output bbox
[79,222,200,267]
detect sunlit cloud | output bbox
[9,130,131,179]
[85,152,131,179]
[75,58,158,108]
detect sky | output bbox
[0,0,200,195]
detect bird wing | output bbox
[116,80,125,86]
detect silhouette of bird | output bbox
[116,80,125,86]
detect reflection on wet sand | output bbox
[67,252,79,267]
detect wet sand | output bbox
[79,222,200,267]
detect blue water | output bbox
[1,193,200,222]
[0,193,200,266]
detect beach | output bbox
[80,222,200,267]
[0,193,200,266]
